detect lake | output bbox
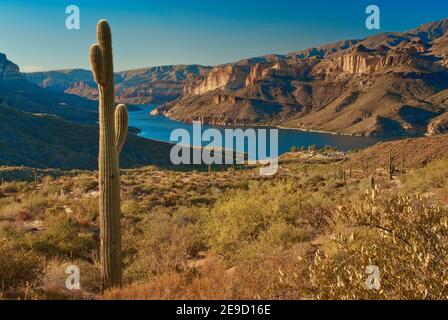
[128,105,380,159]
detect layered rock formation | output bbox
[155,18,448,136]
[184,64,250,95]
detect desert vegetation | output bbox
[0,135,447,300]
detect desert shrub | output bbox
[103,262,231,300]
[310,195,448,299]
[106,245,315,300]
[20,193,61,219]
[401,160,448,193]
[42,259,102,294]
[231,245,313,299]
[69,196,99,223]
[0,181,29,194]
[23,215,97,259]
[76,259,102,292]
[0,237,44,291]
[122,199,151,225]
[74,174,98,193]
[123,207,206,283]
[204,182,332,263]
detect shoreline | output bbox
[132,106,417,150]
[156,112,419,141]
[153,111,378,139]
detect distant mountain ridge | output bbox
[25,64,212,105]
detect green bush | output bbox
[204,182,330,263]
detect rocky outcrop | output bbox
[245,63,268,86]
[0,53,22,81]
[315,45,442,77]
[427,112,448,134]
[184,64,250,95]
[65,81,98,100]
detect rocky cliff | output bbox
[184,64,250,95]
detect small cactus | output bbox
[370,175,377,200]
[90,20,128,289]
[388,147,394,180]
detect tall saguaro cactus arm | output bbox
[115,104,128,154]
[90,19,127,290]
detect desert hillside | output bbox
[1,133,447,299]
[0,54,178,169]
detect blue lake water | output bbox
[128,105,380,158]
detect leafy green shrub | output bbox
[204,182,331,263]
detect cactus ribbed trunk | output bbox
[90,20,128,290]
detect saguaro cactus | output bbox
[90,20,128,289]
[370,175,377,200]
[388,147,394,180]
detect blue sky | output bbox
[0,0,447,72]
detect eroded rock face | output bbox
[246,63,268,86]
[185,64,250,95]
[65,81,98,100]
[0,53,22,81]
[315,45,442,77]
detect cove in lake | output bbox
[128,105,380,159]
